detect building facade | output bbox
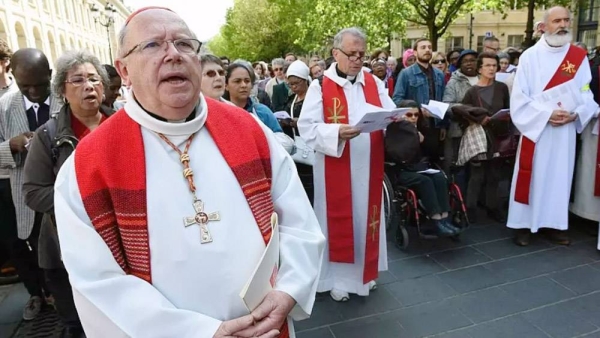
[391,3,600,57]
[0,0,131,67]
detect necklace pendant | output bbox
[183,199,221,244]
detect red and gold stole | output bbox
[322,71,385,284]
[514,44,588,204]
[75,98,290,337]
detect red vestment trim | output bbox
[74,99,289,337]
[514,45,588,204]
[322,72,385,283]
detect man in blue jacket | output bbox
[393,38,445,106]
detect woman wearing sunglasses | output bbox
[200,54,227,101]
[431,51,451,84]
[22,50,114,338]
[385,100,459,236]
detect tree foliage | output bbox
[295,0,407,53]
[207,0,308,61]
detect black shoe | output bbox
[467,207,478,224]
[544,229,571,246]
[61,326,85,338]
[514,229,531,246]
[488,209,507,223]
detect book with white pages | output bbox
[421,100,449,120]
[353,106,412,133]
[240,213,280,312]
[274,111,292,120]
[495,73,511,83]
[532,81,582,113]
[491,109,510,120]
[416,169,440,174]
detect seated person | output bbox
[385,100,460,236]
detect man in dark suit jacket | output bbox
[0,48,62,321]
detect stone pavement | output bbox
[295,219,600,338]
[0,219,598,338]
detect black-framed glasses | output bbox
[65,75,102,87]
[432,59,446,65]
[122,38,202,58]
[336,48,367,62]
[204,69,225,78]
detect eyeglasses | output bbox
[405,113,418,118]
[65,75,102,87]
[432,59,446,65]
[336,48,367,62]
[273,67,283,72]
[122,38,202,58]
[288,80,305,87]
[204,69,225,77]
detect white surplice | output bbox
[53,93,325,338]
[508,38,598,233]
[570,116,600,250]
[298,64,395,296]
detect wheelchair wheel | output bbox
[383,174,394,231]
[395,223,409,251]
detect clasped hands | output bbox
[549,109,577,127]
[213,290,296,338]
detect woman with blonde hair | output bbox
[431,51,450,83]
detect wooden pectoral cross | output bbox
[184,199,220,244]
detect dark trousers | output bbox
[397,171,450,216]
[0,179,17,267]
[10,212,47,297]
[297,163,314,206]
[45,268,82,329]
[466,158,512,210]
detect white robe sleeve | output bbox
[255,120,325,320]
[54,155,222,338]
[573,59,599,133]
[297,80,346,157]
[510,54,555,143]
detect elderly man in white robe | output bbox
[53,7,325,338]
[298,27,395,302]
[508,6,599,247]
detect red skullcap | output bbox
[125,6,174,26]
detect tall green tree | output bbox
[207,0,309,61]
[295,0,406,53]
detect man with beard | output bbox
[393,38,446,163]
[508,6,599,246]
[393,38,444,106]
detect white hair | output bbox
[387,56,397,65]
[332,27,367,50]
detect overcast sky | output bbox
[123,0,234,41]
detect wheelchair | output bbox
[383,162,470,251]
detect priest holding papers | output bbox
[298,27,395,302]
[508,6,599,246]
[53,7,325,338]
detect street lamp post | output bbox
[90,2,117,64]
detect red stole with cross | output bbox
[74,98,289,338]
[514,44,588,205]
[322,71,384,284]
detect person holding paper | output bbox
[298,27,395,302]
[53,7,325,338]
[508,6,599,246]
[385,100,458,236]
[460,52,512,223]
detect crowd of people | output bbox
[0,4,598,338]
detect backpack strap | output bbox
[43,118,59,164]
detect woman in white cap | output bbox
[283,60,314,204]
